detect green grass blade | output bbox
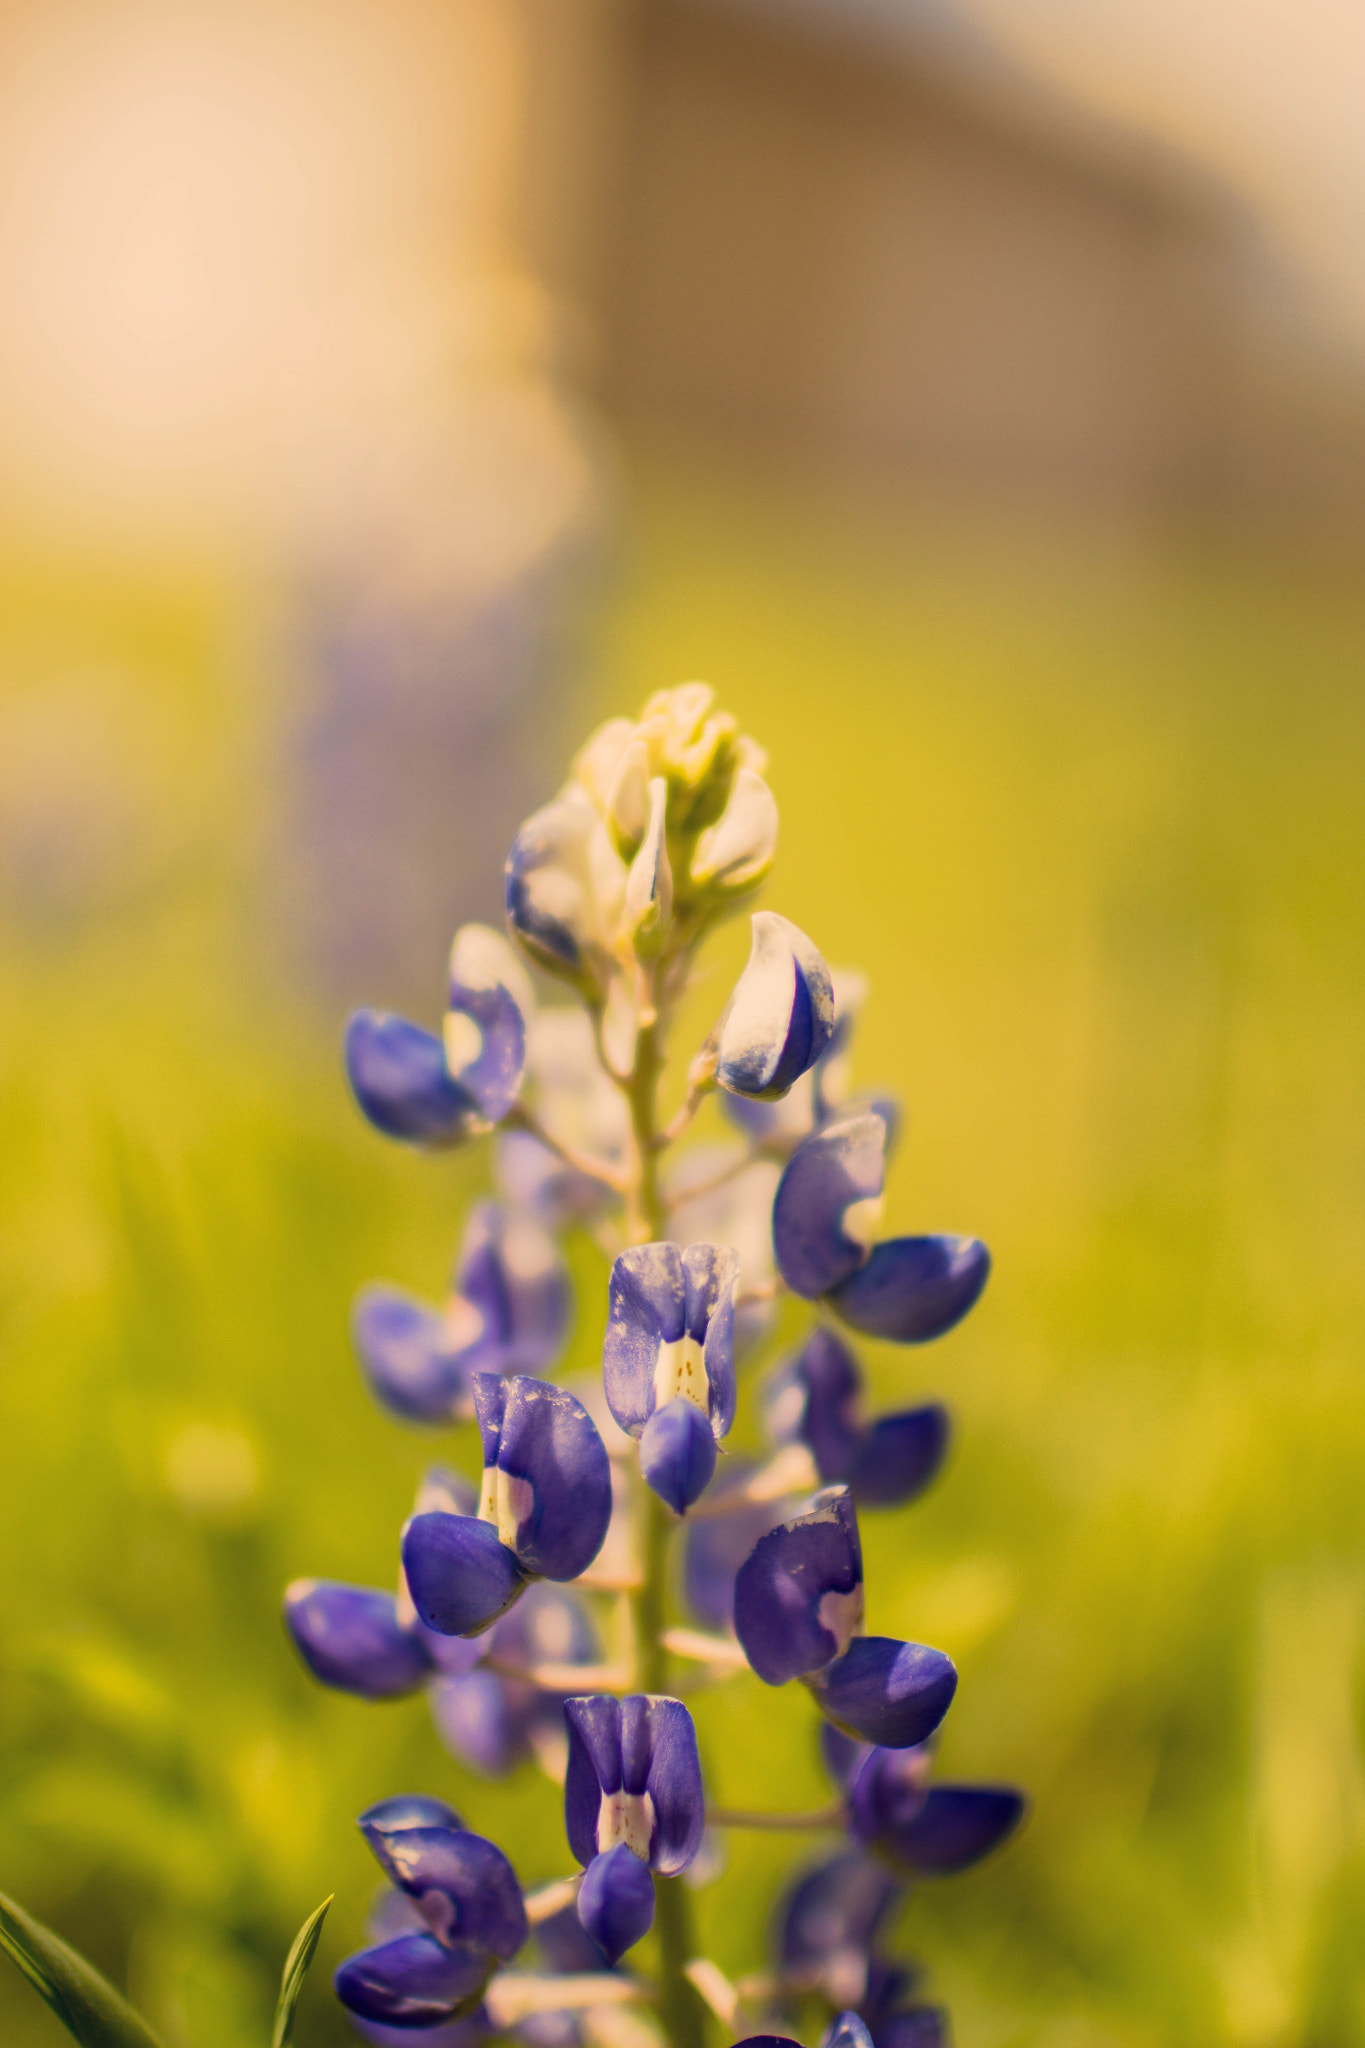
[271,1895,332,2048]
[0,1893,165,2048]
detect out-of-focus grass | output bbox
[3,459,1365,2048]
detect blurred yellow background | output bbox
[2,6,1364,2047]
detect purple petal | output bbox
[430,1670,525,1778]
[867,2013,948,2048]
[734,2039,803,2048]
[819,1722,873,1792]
[769,1327,863,1481]
[282,1582,430,1697]
[822,2017,875,2048]
[733,1487,863,1684]
[360,1795,465,1837]
[457,1204,571,1378]
[352,1285,473,1425]
[345,1011,480,1146]
[504,791,609,993]
[446,932,527,1124]
[683,1462,791,1633]
[349,2010,490,2048]
[563,1695,704,1875]
[849,1407,950,1509]
[602,1244,685,1435]
[777,1848,901,2003]
[363,1826,527,1958]
[867,1784,1026,1875]
[575,1845,654,1964]
[402,1513,527,1636]
[845,1744,933,1844]
[639,1399,717,1515]
[809,1638,957,1749]
[684,1242,738,1436]
[773,1116,886,1298]
[716,913,835,1100]
[473,1375,612,1582]
[495,1580,600,1673]
[829,1236,989,1344]
[334,1933,489,2027]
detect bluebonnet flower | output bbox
[563,1694,705,1960]
[602,1242,738,1513]
[346,925,530,1144]
[766,1329,949,1509]
[723,968,871,1154]
[682,1458,794,1633]
[773,1113,990,1342]
[334,1796,526,2028]
[732,1486,957,1747]
[713,913,835,1102]
[825,1728,1026,1878]
[284,1469,482,1698]
[776,1848,901,2007]
[431,1582,603,1779]
[353,1202,570,1426]
[403,1376,612,1636]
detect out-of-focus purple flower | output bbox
[846,1747,1025,1877]
[353,1203,567,1433]
[775,1848,902,2006]
[495,1009,630,1227]
[732,1486,957,1748]
[345,1011,488,1147]
[442,924,533,1125]
[602,1242,738,1512]
[859,1960,948,2048]
[563,1694,705,1959]
[334,1798,526,2028]
[773,1115,988,1343]
[682,1459,792,1632]
[283,1581,431,1699]
[403,1377,612,1637]
[430,1582,601,1779]
[353,1203,571,1427]
[766,1329,949,1509]
[714,913,835,1102]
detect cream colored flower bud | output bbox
[690,768,778,893]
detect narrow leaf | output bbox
[0,1892,165,2048]
[271,1895,332,2048]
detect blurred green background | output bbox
[4,449,1364,2048]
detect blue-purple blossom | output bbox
[345,1010,489,1147]
[443,923,533,1125]
[334,1797,526,2028]
[845,1744,1026,1876]
[766,1329,949,1509]
[773,1113,989,1342]
[283,1581,432,1699]
[715,912,835,1101]
[403,1377,612,1636]
[563,1694,705,1959]
[353,1203,569,1427]
[776,1848,901,2006]
[822,2016,875,2048]
[682,1460,793,1632]
[732,1485,957,1747]
[431,1582,602,1778]
[603,1244,738,1437]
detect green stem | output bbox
[619,991,706,2048]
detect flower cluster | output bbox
[285,686,1024,2048]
